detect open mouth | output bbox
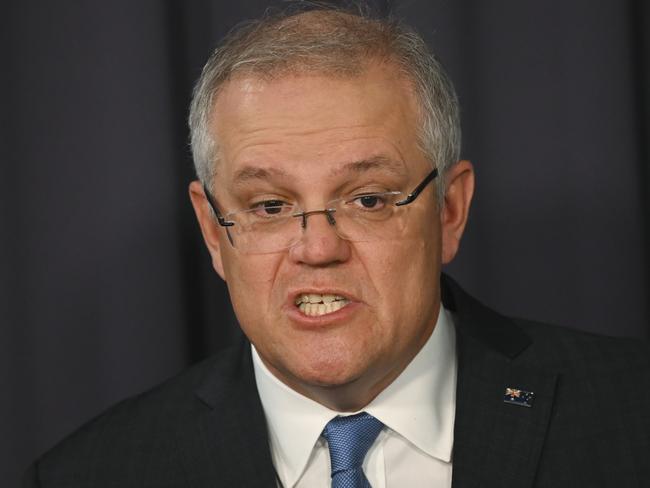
[294,293,351,317]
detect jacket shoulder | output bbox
[27,344,246,487]
[513,317,650,373]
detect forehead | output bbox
[210,63,424,182]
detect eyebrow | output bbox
[232,166,289,185]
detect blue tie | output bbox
[322,412,384,488]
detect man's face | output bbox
[192,63,464,408]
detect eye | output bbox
[251,200,292,217]
[350,193,387,210]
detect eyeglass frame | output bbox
[202,167,439,246]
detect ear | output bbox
[440,160,475,264]
[188,180,227,280]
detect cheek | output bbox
[359,236,439,321]
[222,252,284,324]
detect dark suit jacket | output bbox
[25,276,650,487]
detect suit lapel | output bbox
[175,340,277,488]
[443,276,558,488]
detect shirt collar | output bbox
[252,347,336,486]
[252,306,457,486]
[365,305,456,462]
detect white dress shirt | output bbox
[252,306,457,487]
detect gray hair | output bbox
[188,6,461,202]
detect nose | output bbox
[289,210,351,266]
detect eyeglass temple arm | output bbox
[202,185,234,227]
[394,167,439,206]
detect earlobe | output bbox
[188,180,227,280]
[440,160,475,264]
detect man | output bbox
[25,6,649,488]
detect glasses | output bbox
[204,167,438,254]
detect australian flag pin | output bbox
[503,387,535,407]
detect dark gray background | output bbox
[3,1,649,485]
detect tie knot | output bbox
[323,412,384,474]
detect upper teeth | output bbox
[295,293,346,305]
[295,293,350,317]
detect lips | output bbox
[291,291,353,317]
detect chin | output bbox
[299,370,359,389]
[288,352,367,389]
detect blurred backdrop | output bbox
[2,0,649,485]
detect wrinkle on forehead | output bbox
[231,155,407,188]
[331,155,406,176]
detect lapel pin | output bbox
[503,387,535,407]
